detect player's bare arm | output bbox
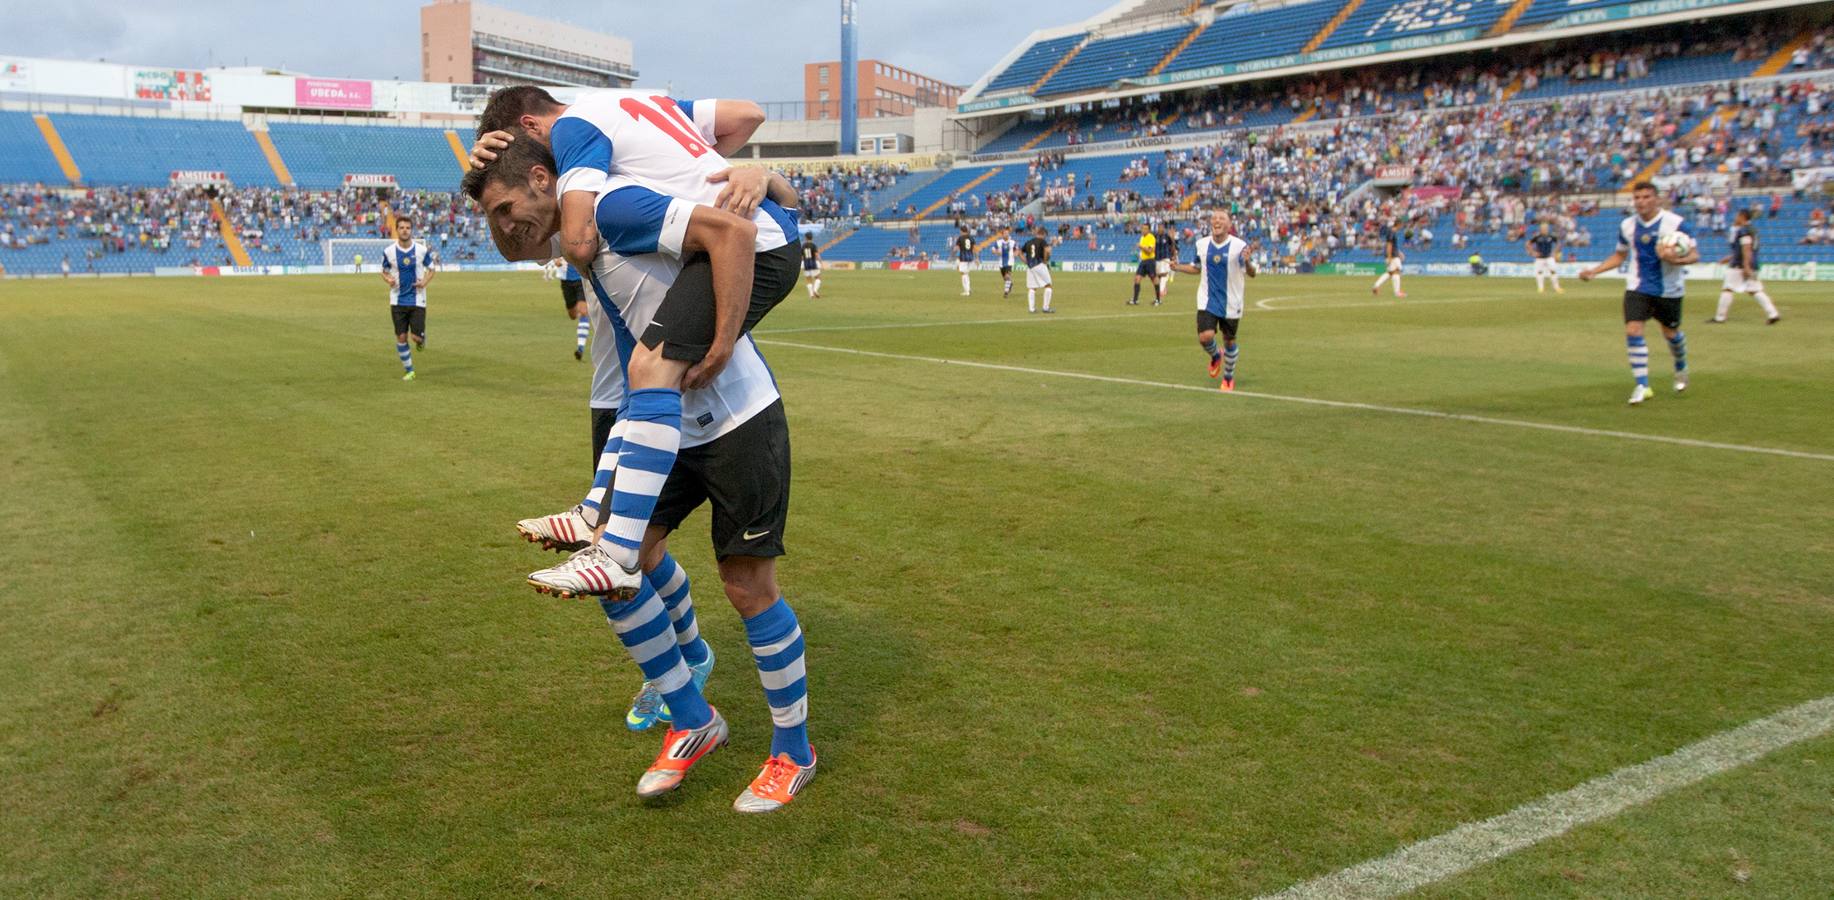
[558,191,600,272]
[1171,262,1200,275]
[1579,250,1626,281]
[709,100,766,157]
[679,206,759,390]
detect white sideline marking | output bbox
[1261,694,1834,899]
[757,294,1523,336]
[754,340,1834,463]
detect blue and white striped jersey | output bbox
[992,237,1016,268]
[1193,234,1249,319]
[584,246,778,447]
[380,241,435,307]
[1617,210,1693,299]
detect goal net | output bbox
[324,239,392,271]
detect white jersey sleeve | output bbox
[674,98,721,145]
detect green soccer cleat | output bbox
[401,371,416,381]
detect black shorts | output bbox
[561,279,585,311]
[651,399,790,560]
[642,243,801,363]
[999,265,1012,277]
[1624,291,1683,329]
[1197,310,1239,341]
[390,305,426,337]
[591,406,617,474]
[1135,260,1157,277]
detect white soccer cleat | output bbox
[526,545,643,599]
[1674,370,1689,393]
[516,504,595,553]
[1628,385,1654,405]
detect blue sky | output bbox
[2,0,1117,100]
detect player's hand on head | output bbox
[682,340,734,391]
[708,167,768,219]
[470,131,514,168]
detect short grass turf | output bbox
[1,270,1831,898]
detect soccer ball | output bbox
[1660,231,1695,257]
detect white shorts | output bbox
[1533,258,1558,276]
[1026,265,1052,289]
[1155,260,1171,276]
[1722,271,1764,294]
[957,261,972,274]
[1386,259,1402,274]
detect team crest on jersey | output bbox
[1641,234,1654,245]
[1211,253,1224,265]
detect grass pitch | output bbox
[2,270,1831,897]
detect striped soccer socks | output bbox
[396,341,414,374]
[1627,334,1650,387]
[744,599,812,766]
[1201,337,1220,364]
[581,420,625,522]
[649,553,709,667]
[575,316,590,354]
[602,582,712,730]
[1667,332,1688,373]
[597,388,682,570]
[1224,344,1239,381]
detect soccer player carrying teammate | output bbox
[1372,225,1405,297]
[1173,209,1256,391]
[954,226,975,296]
[473,136,817,813]
[546,257,592,360]
[991,227,1017,298]
[801,234,823,298]
[1023,226,1054,314]
[1130,228,1159,305]
[1709,208,1781,324]
[379,217,436,380]
[1525,222,1564,294]
[1578,180,1699,405]
[1154,223,1177,302]
[470,86,799,598]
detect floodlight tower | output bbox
[840,0,859,155]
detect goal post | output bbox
[324,238,391,272]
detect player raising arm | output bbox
[1578,180,1699,405]
[1172,209,1255,391]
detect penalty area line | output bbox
[753,340,1834,464]
[1259,693,1834,899]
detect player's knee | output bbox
[637,531,670,573]
[717,557,780,616]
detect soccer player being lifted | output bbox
[471,86,801,599]
[1525,222,1563,295]
[1708,207,1780,325]
[1173,209,1255,391]
[379,217,436,380]
[1578,180,1699,405]
[471,134,817,814]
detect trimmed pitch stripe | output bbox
[1261,694,1834,899]
[755,340,1834,463]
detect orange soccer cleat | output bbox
[733,749,818,813]
[635,707,728,798]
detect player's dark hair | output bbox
[477,85,564,138]
[1736,207,1753,222]
[1630,180,1658,194]
[394,216,412,227]
[461,136,557,201]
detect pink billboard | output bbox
[295,78,372,110]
